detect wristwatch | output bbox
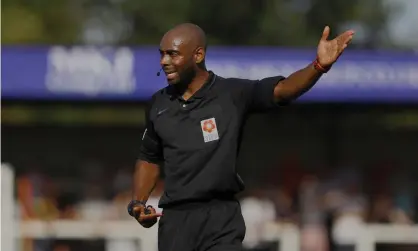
[127,200,147,217]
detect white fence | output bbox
[2,164,418,251]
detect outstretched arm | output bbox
[274,26,354,103]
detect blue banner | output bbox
[2,46,418,102]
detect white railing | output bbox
[18,220,159,251]
[7,220,300,251]
[2,163,418,251]
[356,224,418,251]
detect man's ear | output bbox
[195,47,205,64]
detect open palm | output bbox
[317,26,354,67]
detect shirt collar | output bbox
[166,71,216,101]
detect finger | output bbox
[343,31,354,42]
[345,35,354,45]
[338,35,353,53]
[139,213,162,221]
[321,26,330,41]
[335,34,352,52]
[340,32,353,42]
[147,206,157,214]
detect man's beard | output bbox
[169,66,196,96]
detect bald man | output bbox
[128,23,354,251]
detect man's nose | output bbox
[160,54,171,66]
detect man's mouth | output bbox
[165,71,178,80]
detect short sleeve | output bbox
[238,75,286,114]
[138,96,164,165]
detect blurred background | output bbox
[1,0,418,251]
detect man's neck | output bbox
[182,70,210,100]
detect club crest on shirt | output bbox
[200,118,219,143]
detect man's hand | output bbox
[317,26,354,68]
[132,204,162,228]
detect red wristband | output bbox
[313,58,331,73]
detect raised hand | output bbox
[317,26,354,68]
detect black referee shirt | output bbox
[139,71,285,208]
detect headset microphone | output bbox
[156,68,163,76]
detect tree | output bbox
[1,0,393,48]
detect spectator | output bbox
[240,187,276,250]
[299,174,328,251]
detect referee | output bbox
[127,23,354,251]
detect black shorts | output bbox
[158,198,246,251]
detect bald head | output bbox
[163,23,207,51]
[159,23,208,85]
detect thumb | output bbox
[321,26,330,41]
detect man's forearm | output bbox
[274,63,323,102]
[133,160,160,202]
